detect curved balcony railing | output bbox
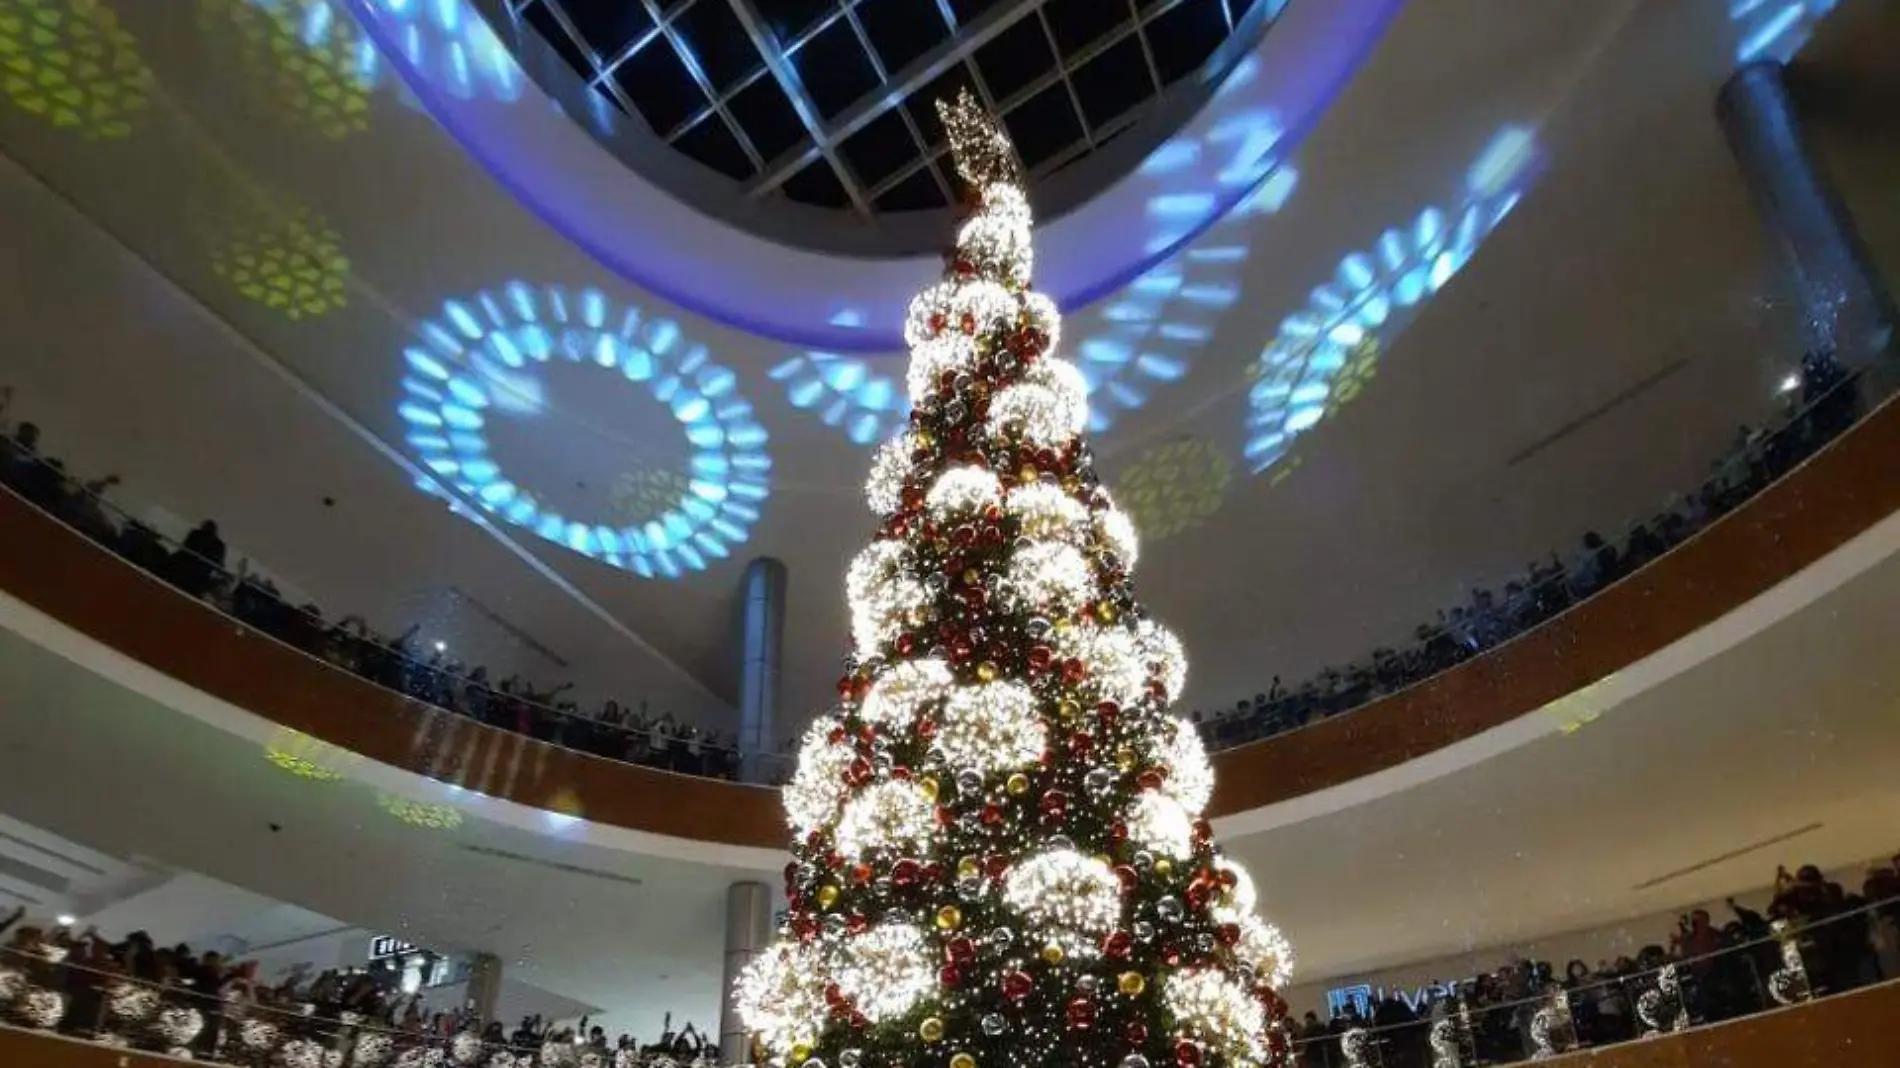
[0,356,1897,843]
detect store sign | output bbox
[1326,981,1456,1020]
[369,936,418,961]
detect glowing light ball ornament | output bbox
[738,90,1296,1068]
[397,282,770,579]
[0,0,151,138]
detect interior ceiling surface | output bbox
[0,0,1823,726]
[0,628,756,1036]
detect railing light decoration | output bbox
[398,282,771,579]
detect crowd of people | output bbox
[1196,350,1866,749]
[0,352,1876,786]
[1293,854,1900,1068]
[0,393,749,783]
[0,906,713,1066]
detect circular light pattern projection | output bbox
[1111,437,1234,543]
[1733,0,1838,63]
[768,348,905,446]
[209,205,350,320]
[398,282,771,580]
[262,728,347,781]
[377,791,463,829]
[1244,126,1538,476]
[207,0,521,139]
[0,0,151,139]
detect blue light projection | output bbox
[398,283,771,579]
[238,0,523,104]
[1730,0,1839,63]
[1244,126,1540,475]
[771,84,1303,447]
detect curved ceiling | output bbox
[0,0,1848,731]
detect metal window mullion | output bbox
[842,2,951,204]
[1124,0,1166,96]
[1034,7,1095,146]
[724,0,875,213]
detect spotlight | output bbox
[1778,373,1801,394]
[56,915,76,928]
[433,640,447,653]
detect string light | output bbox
[1006,482,1089,542]
[1007,541,1094,610]
[851,572,929,660]
[1003,849,1124,953]
[1024,291,1061,354]
[1137,621,1189,702]
[1094,503,1140,567]
[1058,623,1149,707]
[1164,970,1265,1061]
[833,922,938,1023]
[989,383,1080,449]
[835,780,938,859]
[860,658,955,729]
[1154,717,1213,814]
[935,679,1046,775]
[927,466,1005,516]
[957,209,1034,288]
[1127,791,1194,859]
[736,942,829,1057]
[786,717,856,833]
[1023,359,1090,434]
[151,1003,203,1050]
[1231,916,1296,988]
[1215,856,1258,913]
[908,336,977,405]
[16,987,66,1029]
[866,433,917,515]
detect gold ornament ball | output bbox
[1058,698,1082,722]
[1018,464,1039,484]
[976,661,1000,682]
[1041,943,1066,964]
[1115,746,1137,771]
[1154,859,1174,878]
[951,1054,977,1068]
[1118,972,1147,996]
[919,1018,946,1043]
[958,856,982,879]
[937,905,964,931]
[791,1045,812,1063]
[1006,773,1031,796]
[816,885,840,909]
[962,568,983,586]
[1095,602,1119,623]
[920,776,941,801]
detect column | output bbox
[1717,61,1896,364]
[719,881,773,1065]
[465,952,504,1025]
[738,557,786,783]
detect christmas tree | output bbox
[735,92,1296,1068]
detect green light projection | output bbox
[209,204,350,320]
[1111,437,1235,543]
[0,0,151,138]
[199,0,370,140]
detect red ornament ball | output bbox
[1003,971,1034,1000]
[1175,1041,1202,1068]
[1066,998,1097,1030]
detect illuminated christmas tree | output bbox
[736,92,1296,1068]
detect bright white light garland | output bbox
[835,779,937,859]
[153,1005,204,1047]
[1022,359,1090,432]
[1128,790,1194,859]
[1137,619,1189,701]
[850,574,928,661]
[846,541,909,608]
[1231,914,1296,988]
[1095,504,1141,567]
[1007,541,1093,610]
[936,679,1046,774]
[1006,482,1089,541]
[282,1038,329,1068]
[859,658,955,728]
[1059,623,1149,707]
[786,717,855,833]
[865,433,916,515]
[905,281,959,349]
[1164,969,1266,1059]
[1155,716,1214,814]
[735,942,829,1057]
[958,210,1034,288]
[833,922,938,1023]
[1024,291,1061,354]
[907,335,977,405]
[16,986,65,1028]
[1216,856,1258,914]
[1003,849,1124,952]
[989,383,1080,449]
[926,465,1004,516]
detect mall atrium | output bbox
[0,0,1896,1066]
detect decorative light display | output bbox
[1245,127,1538,476]
[1153,718,1213,814]
[1112,438,1234,543]
[786,716,856,833]
[1127,791,1194,859]
[1165,970,1266,1061]
[1428,1017,1464,1068]
[737,90,1292,1068]
[264,728,348,781]
[936,680,1046,775]
[1766,920,1813,1005]
[833,922,939,1023]
[1635,964,1689,1037]
[1003,850,1125,953]
[398,283,770,579]
[377,790,464,829]
[12,986,65,1029]
[352,1032,395,1067]
[105,982,158,1025]
[770,350,907,446]
[858,658,954,729]
[1527,988,1576,1060]
[610,462,694,525]
[1339,1028,1373,1068]
[0,0,150,139]
[1214,857,1257,914]
[1732,0,1839,63]
[209,204,351,320]
[834,779,937,860]
[927,466,1005,516]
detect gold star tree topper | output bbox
[935,87,1022,190]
